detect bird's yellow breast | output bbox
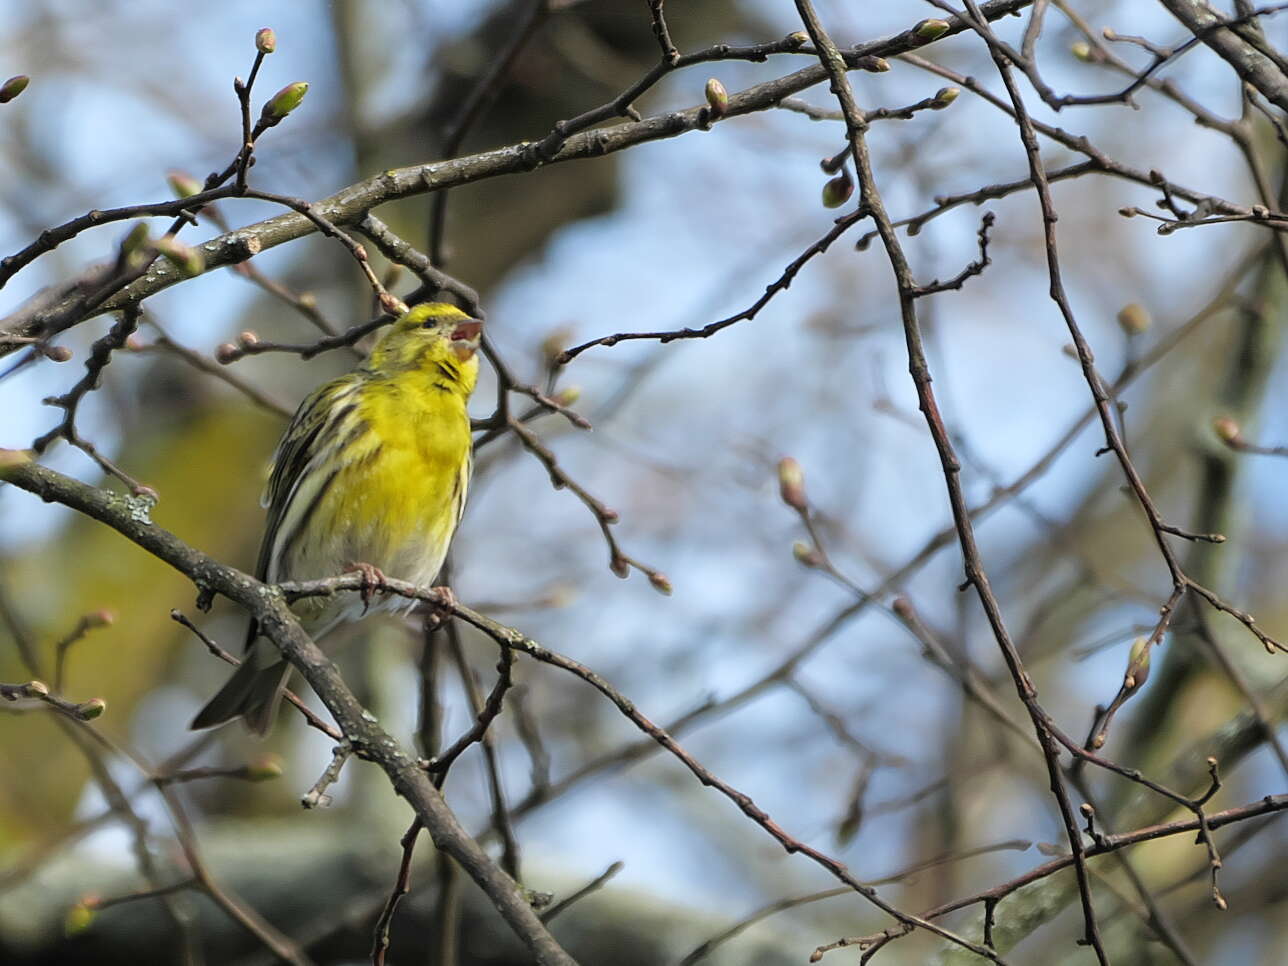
[296,372,471,587]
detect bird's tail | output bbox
[190,649,292,737]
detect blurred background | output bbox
[1,1,1286,963]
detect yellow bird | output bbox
[191,302,482,735]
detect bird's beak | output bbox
[450,319,483,361]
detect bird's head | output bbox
[367,302,483,392]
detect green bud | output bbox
[930,86,960,109]
[153,236,205,278]
[245,753,284,781]
[260,81,308,122]
[821,170,854,209]
[1124,637,1150,691]
[122,222,151,258]
[166,170,202,199]
[24,680,50,698]
[255,27,277,54]
[704,78,728,118]
[64,900,97,936]
[554,385,581,406]
[0,74,29,103]
[1071,42,1094,62]
[913,19,951,42]
[78,698,107,720]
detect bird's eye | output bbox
[421,320,435,329]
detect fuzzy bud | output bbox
[255,27,277,54]
[214,342,240,364]
[648,572,673,596]
[64,901,97,936]
[260,81,308,122]
[238,330,259,348]
[121,222,151,259]
[1212,417,1241,445]
[554,385,581,407]
[930,86,960,109]
[245,753,284,781]
[0,448,34,472]
[87,609,115,628]
[540,326,573,366]
[913,19,951,42]
[0,75,29,103]
[45,345,73,363]
[785,31,809,48]
[166,170,203,199]
[792,541,822,568]
[1070,41,1093,62]
[778,457,807,510]
[704,78,728,118]
[821,169,854,209]
[1116,302,1150,335]
[1123,637,1150,691]
[153,236,204,277]
[77,698,107,720]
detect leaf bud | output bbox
[0,74,29,103]
[45,345,73,362]
[1123,637,1150,691]
[78,698,107,720]
[255,27,277,54]
[648,572,673,596]
[1212,417,1241,445]
[245,753,284,781]
[153,236,204,277]
[540,325,573,366]
[1116,302,1150,335]
[88,609,115,627]
[64,900,97,936]
[778,457,807,510]
[121,222,151,259]
[1070,41,1093,62]
[792,541,822,568]
[913,19,951,42]
[821,169,854,209]
[609,556,630,579]
[554,385,581,406]
[214,342,240,364]
[260,81,308,122]
[24,680,50,697]
[785,31,809,47]
[239,330,260,347]
[704,78,728,118]
[166,170,203,199]
[930,86,960,109]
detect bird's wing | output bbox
[255,372,368,586]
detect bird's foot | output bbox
[344,562,387,615]
[423,585,458,629]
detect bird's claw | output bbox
[423,585,458,630]
[345,562,387,615]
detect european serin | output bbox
[191,302,483,735]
